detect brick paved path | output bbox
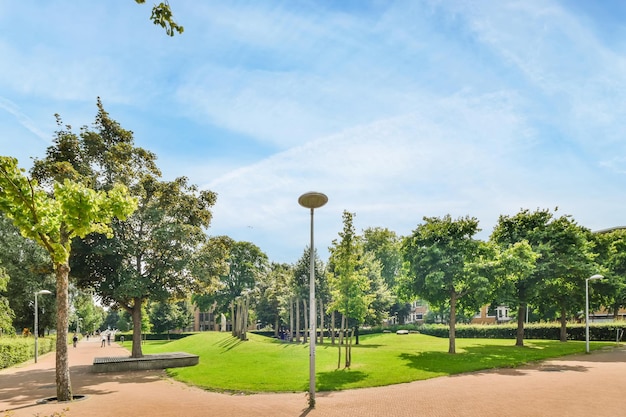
[1,337,624,417]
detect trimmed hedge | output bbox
[114,332,193,341]
[0,336,55,370]
[416,322,626,341]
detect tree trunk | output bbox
[559,304,568,342]
[448,292,457,354]
[55,262,72,401]
[295,298,301,343]
[516,304,525,347]
[344,327,352,368]
[289,297,294,342]
[330,311,336,345]
[303,298,308,344]
[231,301,235,337]
[131,298,144,358]
[274,316,279,338]
[337,314,343,369]
[319,299,324,344]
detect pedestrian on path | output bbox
[72,333,78,348]
[101,333,106,347]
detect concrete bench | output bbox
[92,352,199,373]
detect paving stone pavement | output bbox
[1,337,624,417]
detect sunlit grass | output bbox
[141,332,613,393]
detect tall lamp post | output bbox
[586,274,603,353]
[34,289,52,363]
[298,191,328,408]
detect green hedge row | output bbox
[0,336,55,370]
[114,332,193,341]
[415,322,626,341]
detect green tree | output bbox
[362,227,403,288]
[593,229,626,318]
[401,215,493,354]
[362,227,405,324]
[0,264,14,335]
[32,100,216,359]
[491,240,539,346]
[195,239,268,316]
[255,262,293,336]
[72,290,105,335]
[0,213,56,334]
[149,301,191,336]
[292,247,327,343]
[536,216,596,341]
[0,156,136,401]
[327,211,373,368]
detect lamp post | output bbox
[34,290,52,363]
[298,191,328,408]
[586,274,603,353]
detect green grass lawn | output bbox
[142,332,612,393]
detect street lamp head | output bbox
[36,290,52,296]
[588,274,604,281]
[298,192,328,210]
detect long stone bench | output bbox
[92,352,199,373]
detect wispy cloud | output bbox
[1,0,625,263]
[0,97,50,143]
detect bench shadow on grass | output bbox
[316,369,368,391]
[399,345,590,377]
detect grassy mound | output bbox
[142,331,611,393]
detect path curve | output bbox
[1,337,624,417]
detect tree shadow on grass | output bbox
[399,344,592,377]
[214,337,244,352]
[316,369,368,391]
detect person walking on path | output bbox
[107,332,111,346]
[72,333,78,348]
[100,332,106,347]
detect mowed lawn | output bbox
[142,332,609,393]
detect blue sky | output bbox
[1,0,625,263]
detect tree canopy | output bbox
[401,215,493,354]
[0,155,136,401]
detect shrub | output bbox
[417,322,626,341]
[0,336,55,369]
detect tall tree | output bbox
[0,156,136,401]
[327,211,373,367]
[362,227,405,324]
[401,215,493,354]
[32,100,216,358]
[292,247,328,343]
[536,216,596,341]
[491,240,539,346]
[255,262,293,336]
[194,239,268,330]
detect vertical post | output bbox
[585,278,590,354]
[308,207,316,406]
[298,191,327,409]
[586,275,603,354]
[34,292,39,363]
[34,290,52,363]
